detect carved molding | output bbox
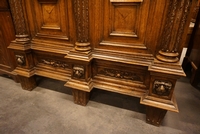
[156,0,192,63]
[16,55,25,65]
[74,0,91,52]
[8,0,30,42]
[99,68,142,81]
[73,65,85,79]
[41,59,69,69]
[153,80,172,96]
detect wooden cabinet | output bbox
[7,0,197,126]
[0,0,18,81]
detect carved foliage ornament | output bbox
[41,59,69,69]
[73,66,85,79]
[153,80,173,96]
[99,68,142,82]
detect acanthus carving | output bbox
[8,0,30,42]
[99,68,142,81]
[73,66,85,79]
[74,0,91,52]
[156,0,192,63]
[153,80,172,96]
[41,59,69,69]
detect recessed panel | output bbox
[96,0,150,50]
[31,0,70,40]
[41,4,60,29]
[111,4,138,37]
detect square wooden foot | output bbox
[72,89,89,106]
[19,76,36,91]
[146,106,167,126]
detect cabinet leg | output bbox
[19,76,36,91]
[146,106,167,126]
[72,89,89,106]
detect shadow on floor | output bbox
[35,76,146,114]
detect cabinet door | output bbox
[93,0,151,53]
[92,0,168,56]
[25,0,75,51]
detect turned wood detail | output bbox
[74,0,91,52]
[8,0,30,42]
[156,0,192,63]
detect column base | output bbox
[72,89,89,106]
[146,106,167,126]
[19,76,36,91]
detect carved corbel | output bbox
[156,0,192,63]
[73,0,91,52]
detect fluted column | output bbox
[156,0,192,63]
[73,0,91,52]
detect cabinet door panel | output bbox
[94,0,150,51]
[27,0,73,43]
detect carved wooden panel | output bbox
[28,0,71,41]
[95,0,150,50]
[94,59,147,83]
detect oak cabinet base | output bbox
[7,0,197,127]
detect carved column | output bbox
[65,0,93,106]
[141,0,196,126]
[74,0,91,52]
[156,0,192,63]
[9,0,29,42]
[8,0,36,90]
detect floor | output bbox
[0,75,200,134]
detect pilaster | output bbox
[65,0,93,105]
[8,0,36,90]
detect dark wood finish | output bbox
[146,106,167,126]
[7,0,197,126]
[72,89,89,106]
[0,0,18,82]
[183,7,200,87]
